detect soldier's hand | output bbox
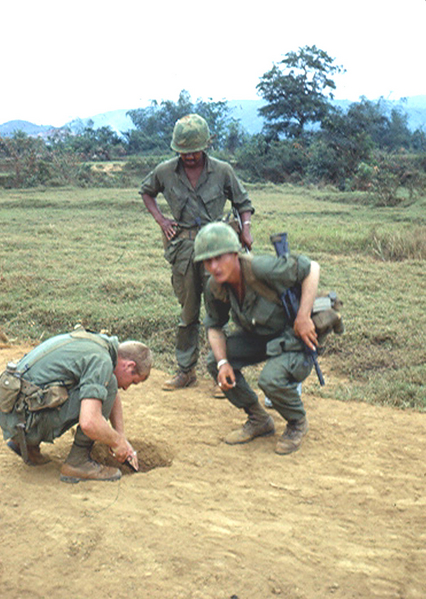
[160,218,178,240]
[125,442,139,472]
[217,362,236,391]
[110,435,131,463]
[240,227,253,251]
[294,314,318,350]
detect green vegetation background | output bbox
[1,184,425,411]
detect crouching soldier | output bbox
[0,327,152,482]
[193,222,320,455]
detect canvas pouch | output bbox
[21,382,69,412]
[0,368,22,413]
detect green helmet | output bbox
[171,114,211,153]
[193,222,241,262]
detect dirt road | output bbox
[1,345,425,599]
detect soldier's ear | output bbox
[122,359,137,373]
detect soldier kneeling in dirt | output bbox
[193,222,320,455]
[0,327,152,482]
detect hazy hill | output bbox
[1,96,426,138]
[0,120,54,137]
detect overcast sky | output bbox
[2,0,425,126]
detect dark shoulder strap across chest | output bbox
[239,254,282,305]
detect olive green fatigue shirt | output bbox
[140,154,252,227]
[204,254,313,420]
[0,333,119,443]
[204,254,312,354]
[139,154,253,272]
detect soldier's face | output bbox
[203,253,240,284]
[115,359,149,390]
[180,151,204,168]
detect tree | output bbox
[126,90,234,154]
[0,131,49,187]
[257,45,344,139]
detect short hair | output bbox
[118,341,153,376]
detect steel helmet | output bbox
[193,222,241,262]
[170,114,211,153]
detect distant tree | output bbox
[383,108,412,150]
[0,131,49,186]
[223,120,248,154]
[411,128,426,152]
[257,45,344,139]
[341,98,412,151]
[56,124,125,160]
[126,90,233,154]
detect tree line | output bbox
[1,46,425,204]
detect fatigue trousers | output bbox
[207,330,312,422]
[172,256,210,373]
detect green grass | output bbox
[1,183,425,410]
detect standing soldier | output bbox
[140,114,254,391]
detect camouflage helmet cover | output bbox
[193,222,241,262]
[171,114,211,153]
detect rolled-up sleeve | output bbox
[252,254,311,294]
[73,353,115,402]
[224,164,254,214]
[139,168,163,198]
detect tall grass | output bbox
[1,184,425,410]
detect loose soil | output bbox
[1,344,425,599]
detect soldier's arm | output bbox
[294,261,320,350]
[207,327,236,390]
[79,397,131,463]
[238,210,253,250]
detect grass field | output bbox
[1,183,425,410]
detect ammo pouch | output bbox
[0,365,69,414]
[19,381,69,412]
[312,291,344,347]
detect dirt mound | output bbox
[0,345,425,598]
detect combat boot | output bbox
[224,401,275,445]
[275,417,309,455]
[7,439,51,466]
[162,368,197,391]
[60,441,121,484]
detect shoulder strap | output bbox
[17,337,75,375]
[17,327,110,375]
[69,326,110,351]
[239,254,282,305]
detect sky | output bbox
[2,0,425,127]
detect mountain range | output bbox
[1,97,426,139]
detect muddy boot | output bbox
[60,440,121,484]
[162,368,197,391]
[275,417,309,455]
[224,401,275,445]
[7,439,51,466]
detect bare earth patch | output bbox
[0,345,425,598]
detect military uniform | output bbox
[0,332,119,446]
[140,155,253,372]
[204,254,313,422]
